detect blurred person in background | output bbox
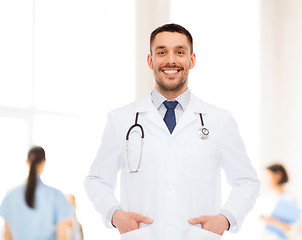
[65,194,83,240]
[0,146,73,240]
[260,164,301,240]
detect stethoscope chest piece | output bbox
[198,113,209,140]
[198,127,209,140]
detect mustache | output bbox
[160,64,184,70]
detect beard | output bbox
[155,76,188,92]
[155,64,189,92]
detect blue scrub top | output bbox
[0,178,74,240]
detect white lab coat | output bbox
[84,93,260,240]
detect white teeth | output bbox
[164,70,178,74]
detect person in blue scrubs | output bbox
[260,164,301,239]
[0,146,74,240]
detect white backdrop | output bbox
[1,0,301,240]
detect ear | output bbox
[189,53,196,69]
[37,159,46,175]
[147,54,153,70]
[276,170,283,181]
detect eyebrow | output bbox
[175,45,188,50]
[155,46,166,51]
[155,45,188,51]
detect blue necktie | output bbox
[163,100,178,134]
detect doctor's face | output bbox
[147,32,196,97]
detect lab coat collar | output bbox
[187,93,208,114]
[135,92,208,114]
[172,94,208,135]
[134,92,208,135]
[135,94,168,132]
[135,93,157,113]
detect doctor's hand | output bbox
[112,209,153,234]
[188,214,230,236]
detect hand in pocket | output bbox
[113,210,153,234]
[188,214,229,236]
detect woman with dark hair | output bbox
[260,163,301,240]
[0,146,73,240]
[266,164,289,191]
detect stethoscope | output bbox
[126,112,209,173]
[126,113,144,173]
[197,113,209,140]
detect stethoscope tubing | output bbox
[126,113,144,140]
[126,112,209,173]
[126,112,144,173]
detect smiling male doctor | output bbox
[84,23,260,240]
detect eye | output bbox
[177,51,185,55]
[157,51,166,55]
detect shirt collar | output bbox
[151,88,191,110]
[37,176,42,183]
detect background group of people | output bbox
[0,146,83,240]
[259,164,302,240]
[0,146,300,240]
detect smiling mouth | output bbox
[163,69,179,74]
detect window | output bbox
[0,0,135,239]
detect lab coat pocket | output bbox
[120,227,151,240]
[188,226,221,240]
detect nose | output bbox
[166,52,176,65]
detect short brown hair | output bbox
[150,23,193,54]
[267,164,289,185]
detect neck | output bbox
[156,86,188,100]
[273,184,285,195]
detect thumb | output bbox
[135,214,154,224]
[188,216,206,225]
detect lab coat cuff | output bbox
[107,206,122,228]
[219,209,237,231]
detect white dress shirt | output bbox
[151,88,190,122]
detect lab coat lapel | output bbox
[135,94,168,132]
[135,93,208,135]
[172,94,207,136]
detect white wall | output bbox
[261,0,302,201]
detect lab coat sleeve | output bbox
[84,112,123,228]
[217,113,260,232]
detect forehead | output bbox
[152,32,190,50]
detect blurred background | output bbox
[0,0,301,239]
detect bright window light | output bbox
[0,0,33,108]
[0,1,135,239]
